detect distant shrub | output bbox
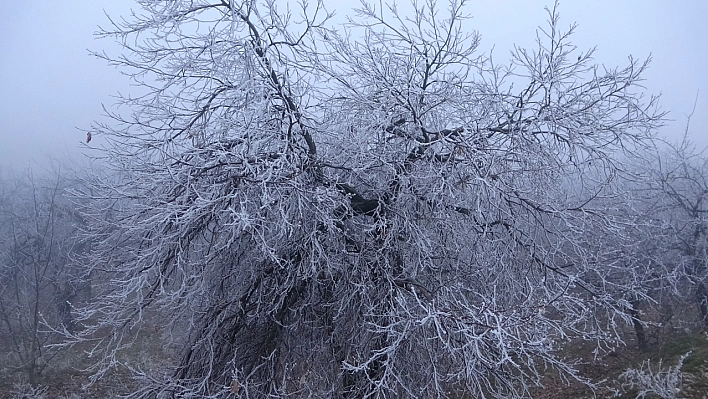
[618,351,691,399]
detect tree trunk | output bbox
[629,301,648,351]
[696,281,708,326]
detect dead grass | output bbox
[2,317,708,398]
[0,323,176,399]
[526,323,708,399]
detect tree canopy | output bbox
[74,0,666,397]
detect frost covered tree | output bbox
[636,136,708,326]
[0,167,88,385]
[76,0,663,397]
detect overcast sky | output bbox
[1,0,706,170]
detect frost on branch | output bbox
[619,352,690,399]
[75,0,663,397]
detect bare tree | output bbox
[636,135,708,326]
[76,0,664,397]
[0,167,86,385]
[593,184,676,351]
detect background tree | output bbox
[76,0,663,397]
[592,179,677,351]
[0,166,88,385]
[637,135,708,326]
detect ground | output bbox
[2,320,708,398]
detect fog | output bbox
[1,0,706,170]
[1,1,708,396]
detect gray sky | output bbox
[1,1,706,170]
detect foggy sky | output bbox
[1,0,706,170]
